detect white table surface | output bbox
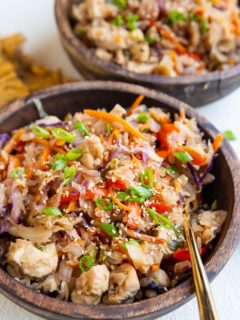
[0,1,240,319]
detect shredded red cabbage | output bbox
[0,133,10,148]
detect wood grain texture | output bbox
[0,81,239,320]
[54,0,240,107]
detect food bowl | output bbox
[0,81,239,320]
[55,0,240,107]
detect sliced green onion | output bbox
[66,148,83,161]
[128,196,146,204]
[147,208,174,230]
[122,238,140,250]
[112,15,123,26]
[140,168,154,189]
[98,222,119,237]
[130,185,152,199]
[117,192,129,200]
[166,10,185,26]
[145,34,156,45]
[199,19,208,34]
[52,128,75,142]
[137,113,149,123]
[175,151,193,163]
[52,154,67,171]
[95,198,113,211]
[166,165,177,175]
[105,122,112,135]
[63,166,76,185]
[223,130,236,141]
[75,122,89,136]
[43,207,62,216]
[112,0,126,10]
[126,14,138,31]
[9,167,25,178]
[32,125,50,139]
[79,255,93,272]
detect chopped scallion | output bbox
[79,255,93,272]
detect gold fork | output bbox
[183,213,219,320]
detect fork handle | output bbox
[184,219,219,320]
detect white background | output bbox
[0,1,240,319]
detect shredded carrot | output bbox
[7,155,21,176]
[160,29,186,54]
[99,134,104,143]
[151,263,160,272]
[213,133,224,153]
[181,146,208,166]
[127,95,144,116]
[52,146,65,155]
[157,150,172,159]
[66,200,77,213]
[108,129,120,144]
[169,50,180,75]
[66,260,79,269]
[112,195,132,212]
[126,229,165,244]
[26,166,33,180]
[174,179,182,193]
[39,147,51,171]
[33,138,65,155]
[33,138,50,147]
[132,154,142,170]
[34,193,41,203]
[54,140,65,147]
[3,128,25,153]
[84,109,144,140]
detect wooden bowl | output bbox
[0,81,239,320]
[55,0,240,107]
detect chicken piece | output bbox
[126,243,163,274]
[71,265,110,305]
[198,210,227,229]
[130,43,150,63]
[140,268,170,289]
[103,263,140,304]
[88,25,129,51]
[153,55,177,77]
[79,136,104,169]
[86,0,117,19]
[138,0,160,20]
[7,239,58,278]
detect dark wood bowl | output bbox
[0,81,239,320]
[54,0,240,107]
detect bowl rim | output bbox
[55,0,240,86]
[0,81,240,320]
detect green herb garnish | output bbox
[52,154,67,171]
[112,15,123,26]
[175,151,193,163]
[98,222,119,237]
[105,122,112,135]
[63,166,76,185]
[66,148,83,161]
[79,255,93,272]
[166,10,185,26]
[9,167,25,178]
[95,198,113,211]
[112,0,126,10]
[166,165,177,175]
[137,113,149,123]
[130,185,152,199]
[223,130,236,141]
[32,125,50,139]
[145,34,156,45]
[126,14,138,31]
[52,128,75,142]
[75,122,89,136]
[147,208,174,230]
[140,168,154,189]
[43,207,62,216]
